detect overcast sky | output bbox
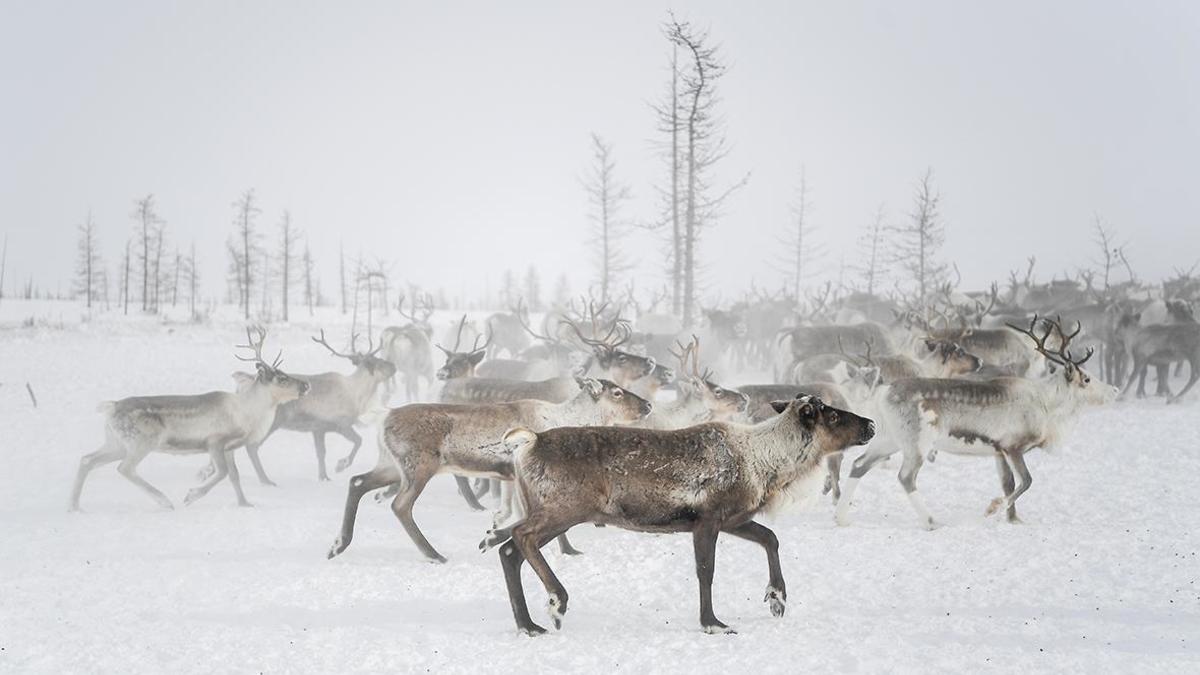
[2,1,1197,304]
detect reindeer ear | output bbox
[575,377,603,398]
[232,372,255,390]
[469,350,486,366]
[923,338,936,352]
[769,400,790,414]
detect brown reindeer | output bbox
[482,394,874,635]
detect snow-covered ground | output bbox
[2,300,1198,673]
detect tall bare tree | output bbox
[187,242,199,319]
[650,43,684,315]
[890,168,947,309]
[229,189,261,320]
[74,211,101,308]
[666,14,746,326]
[302,242,316,316]
[854,204,888,296]
[277,210,301,321]
[121,240,131,315]
[0,233,7,304]
[131,195,162,312]
[339,240,348,315]
[584,134,632,301]
[778,167,821,298]
[523,265,542,311]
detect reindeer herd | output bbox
[67,270,1199,635]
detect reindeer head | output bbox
[312,329,397,380]
[565,302,656,387]
[1008,315,1116,405]
[397,292,435,337]
[234,326,309,402]
[769,395,875,455]
[919,337,983,375]
[572,376,653,424]
[671,336,748,419]
[435,315,492,380]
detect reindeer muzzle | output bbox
[858,419,876,445]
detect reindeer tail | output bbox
[502,426,537,456]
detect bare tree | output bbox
[302,242,316,316]
[151,220,167,312]
[1091,215,1133,291]
[187,242,199,319]
[523,265,542,311]
[121,240,131,315]
[584,133,633,302]
[131,195,162,312]
[666,14,746,326]
[74,211,101,308]
[229,189,261,320]
[777,167,821,298]
[890,168,947,309]
[277,210,301,322]
[339,240,347,315]
[649,41,685,316]
[854,204,888,296]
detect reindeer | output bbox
[69,328,309,511]
[480,394,874,635]
[834,316,1117,529]
[476,301,582,381]
[326,378,651,563]
[215,330,396,483]
[484,301,534,359]
[640,337,748,430]
[379,292,436,402]
[1118,316,1200,404]
[565,302,659,388]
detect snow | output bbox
[2,300,1198,673]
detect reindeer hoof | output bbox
[764,587,787,618]
[985,497,1005,516]
[559,543,584,556]
[183,489,203,506]
[327,538,346,559]
[237,500,254,508]
[548,594,567,629]
[519,623,548,637]
[834,512,852,527]
[425,553,448,564]
[702,622,736,635]
[336,458,354,473]
[264,480,279,487]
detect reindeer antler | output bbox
[312,329,356,361]
[1006,314,1093,369]
[235,326,282,369]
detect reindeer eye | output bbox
[612,389,623,398]
[713,387,724,396]
[828,411,839,424]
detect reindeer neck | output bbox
[545,394,607,427]
[233,380,279,421]
[743,414,818,487]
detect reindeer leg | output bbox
[455,475,487,511]
[1168,360,1199,405]
[724,521,786,618]
[328,464,401,559]
[823,453,843,503]
[69,442,126,512]
[390,469,446,563]
[115,446,175,510]
[693,521,733,634]
[334,427,362,474]
[373,481,401,504]
[986,452,1018,522]
[556,533,583,556]
[513,520,577,630]
[225,450,253,507]
[835,447,891,525]
[1154,363,1174,398]
[1120,356,1144,400]
[312,432,330,482]
[997,448,1033,520]
[898,447,938,530]
[497,524,545,636]
[244,441,276,487]
[184,442,230,506]
[473,478,490,499]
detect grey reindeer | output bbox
[200,329,396,485]
[69,327,309,511]
[481,394,874,635]
[327,377,651,564]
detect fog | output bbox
[2,0,1197,302]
